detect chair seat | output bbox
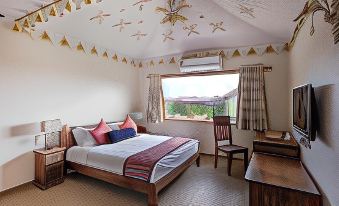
[217,144,248,153]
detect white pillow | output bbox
[108,122,123,131]
[72,127,97,147]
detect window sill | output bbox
[164,118,236,125]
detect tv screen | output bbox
[293,84,315,140]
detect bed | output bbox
[61,124,200,206]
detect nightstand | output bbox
[33,147,66,190]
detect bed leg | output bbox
[196,155,200,167]
[148,184,158,206]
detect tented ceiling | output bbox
[0,0,305,59]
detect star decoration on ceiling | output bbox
[239,5,255,18]
[133,0,152,11]
[89,10,111,24]
[156,0,191,26]
[210,22,226,33]
[112,19,132,32]
[131,31,148,40]
[162,30,175,42]
[183,24,200,36]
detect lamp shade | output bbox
[129,112,143,121]
[40,119,62,150]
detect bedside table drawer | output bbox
[46,152,64,165]
[46,161,64,184]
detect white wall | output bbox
[288,11,339,206]
[0,23,139,192]
[138,52,290,156]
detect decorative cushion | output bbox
[119,115,137,133]
[107,122,122,131]
[90,119,112,145]
[108,128,137,143]
[72,127,97,147]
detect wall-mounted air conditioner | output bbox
[179,55,223,73]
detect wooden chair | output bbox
[213,116,248,176]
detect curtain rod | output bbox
[146,66,272,79]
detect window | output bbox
[161,72,239,122]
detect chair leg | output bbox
[214,149,218,169]
[227,153,233,176]
[244,149,249,174]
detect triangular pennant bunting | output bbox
[103,51,109,58]
[51,33,64,46]
[60,36,71,48]
[238,47,252,57]
[40,31,52,43]
[253,45,268,56]
[56,0,68,16]
[50,5,58,16]
[91,46,98,55]
[76,42,85,52]
[65,36,79,49]
[271,43,286,54]
[112,54,119,61]
[73,0,84,10]
[65,0,72,12]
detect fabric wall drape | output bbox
[236,65,268,131]
[147,74,163,123]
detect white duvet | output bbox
[66,134,199,183]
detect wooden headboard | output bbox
[60,121,125,150]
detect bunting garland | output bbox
[12,0,287,69]
[12,0,102,33]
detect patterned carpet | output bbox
[0,155,248,206]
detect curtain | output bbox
[236,65,268,131]
[147,74,163,123]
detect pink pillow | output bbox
[119,115,137,133]
[90,119,112,145]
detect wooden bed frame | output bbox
[60,124,200,206]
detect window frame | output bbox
[160,70,239,124]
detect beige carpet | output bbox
[0,155,248,206]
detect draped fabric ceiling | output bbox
[0,0,305,60]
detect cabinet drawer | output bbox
[46,161,64,184]
[46,152,64,165]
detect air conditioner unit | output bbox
[179,55,223,73]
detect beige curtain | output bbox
[236,65,268,131]
[147,74,163,123]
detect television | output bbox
[293,84,316,141]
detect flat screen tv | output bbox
[293,84,316,141]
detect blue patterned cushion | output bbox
[108,128,136,143]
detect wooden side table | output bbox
[33,147,66,190]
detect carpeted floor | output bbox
[0,155,248,206]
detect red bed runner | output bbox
[123,137,192,182]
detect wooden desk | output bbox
[254,131,300,159]
[245,153,321,206]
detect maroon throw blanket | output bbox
[123,137,192,182]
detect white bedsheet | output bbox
[66,134,199,183]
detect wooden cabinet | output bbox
[33,147,66,190]
[245,153,322,206]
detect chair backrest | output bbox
[213,116,232,145]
